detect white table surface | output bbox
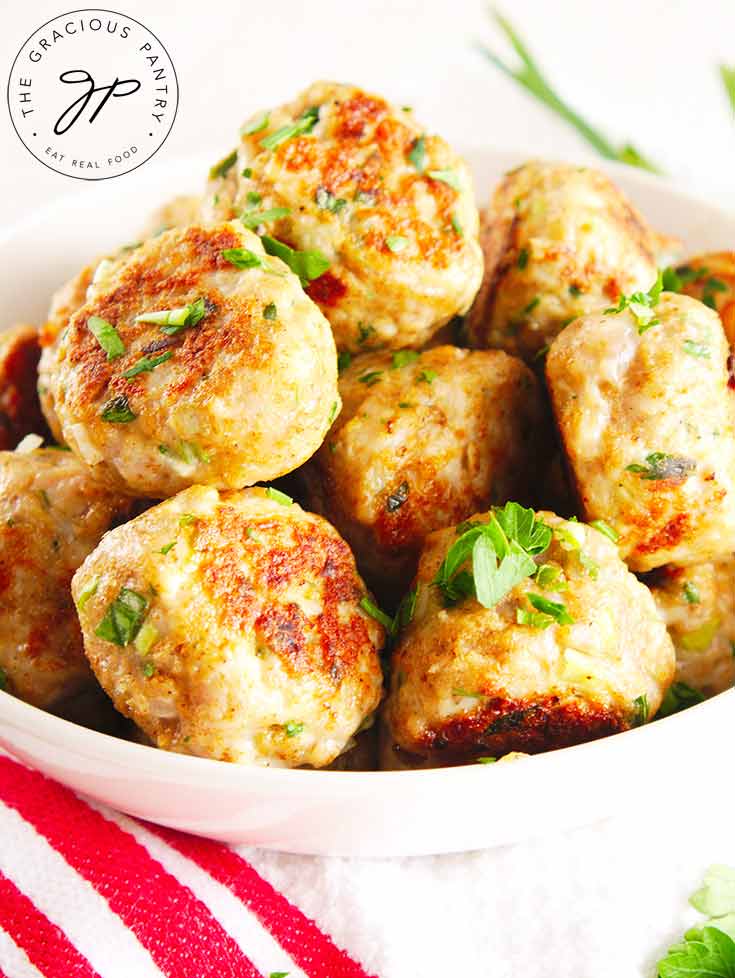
[2,2,734,975]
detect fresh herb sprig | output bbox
[433,502,557,611]
[605,271,664,333]
[657,866,735,977]
[477,10,660,173]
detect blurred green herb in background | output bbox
[721,65,735,114]
[477,9,661,173]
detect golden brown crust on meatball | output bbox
[46,223,340,497]
[385,510,674,765]
[675,252,735,348]
[547,293,735,571]
[303,345,549,602]
[72,486,384,768]
[647,559,735,696]
[0,324,48,449]
[205,81,483,352]
[466,162,666,361]
[0,448,131,712]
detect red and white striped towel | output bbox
[0,754,375,978]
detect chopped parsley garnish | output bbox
[451,213,463,236]
[242,113,269,135]
[386,481,409,512]
[247,191,262,205]
[392,350,419,369]
[241,207,291,229]
[241,167,253,178]
[142,660,156,678]
[76,576,99,611]
[122,351,173,378]
[136,297,208,335]
[517,248,529,270]
[427,169,460,190]
[393,587,417,635]
[265,487,293,506]
[100,393,136,423]
[408,135,426,172]
[159,541,176,555]
[661,263,705,292]
[683,581,701,604]
[358,370,383,386]
[179,513,197,526]
[315,187,347,213]
[656,866,735,977]
[357,324,375,345]
[95,588,148,646]
[535,563,566,591]
[433,502,552,608]
[632,693,649,726]
[569,284,582,297]
[222,248,265,270]
[657,681,705,718]
[626,452,695,482]
[590,519,620,543]
[260,106,320,151]
[283,721,304,738]
[328,401,339,424]
[702,277,729,310]
[523,296,540,314]
[337,351,352,372]
[683,339,710,358]
[386,235,408,253]
[605,270,664,333]
[261,235,329,284]
[88,316,125,360]
[477,757,497,764]
[517,593,574,629]
[263,302,277,320]
[359,595,393,631]
[209,149,238,180]
[418,369,437,384]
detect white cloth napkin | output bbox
[246,802,732,978]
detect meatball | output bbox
[39,254,129,442]
[303,345,548,601]
[546,293,735,571]
[0,447,131,713]
[385,507,674,765]
[647,560,735,696]
[72,485,385,768]
[466,161,669,361]
[204,81,483,352]
[0,324,48,449]
[673,253,735,347]
[45,222,339,497]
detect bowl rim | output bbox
[0,146,733,790]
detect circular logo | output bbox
[7,9,178,180]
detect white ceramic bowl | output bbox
[1,149,733,858]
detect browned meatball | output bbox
[0,447,131,714]
[385,506,674,766]
[466,161,671,361]
[303,345,548,601]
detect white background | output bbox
[2,2,735,976]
